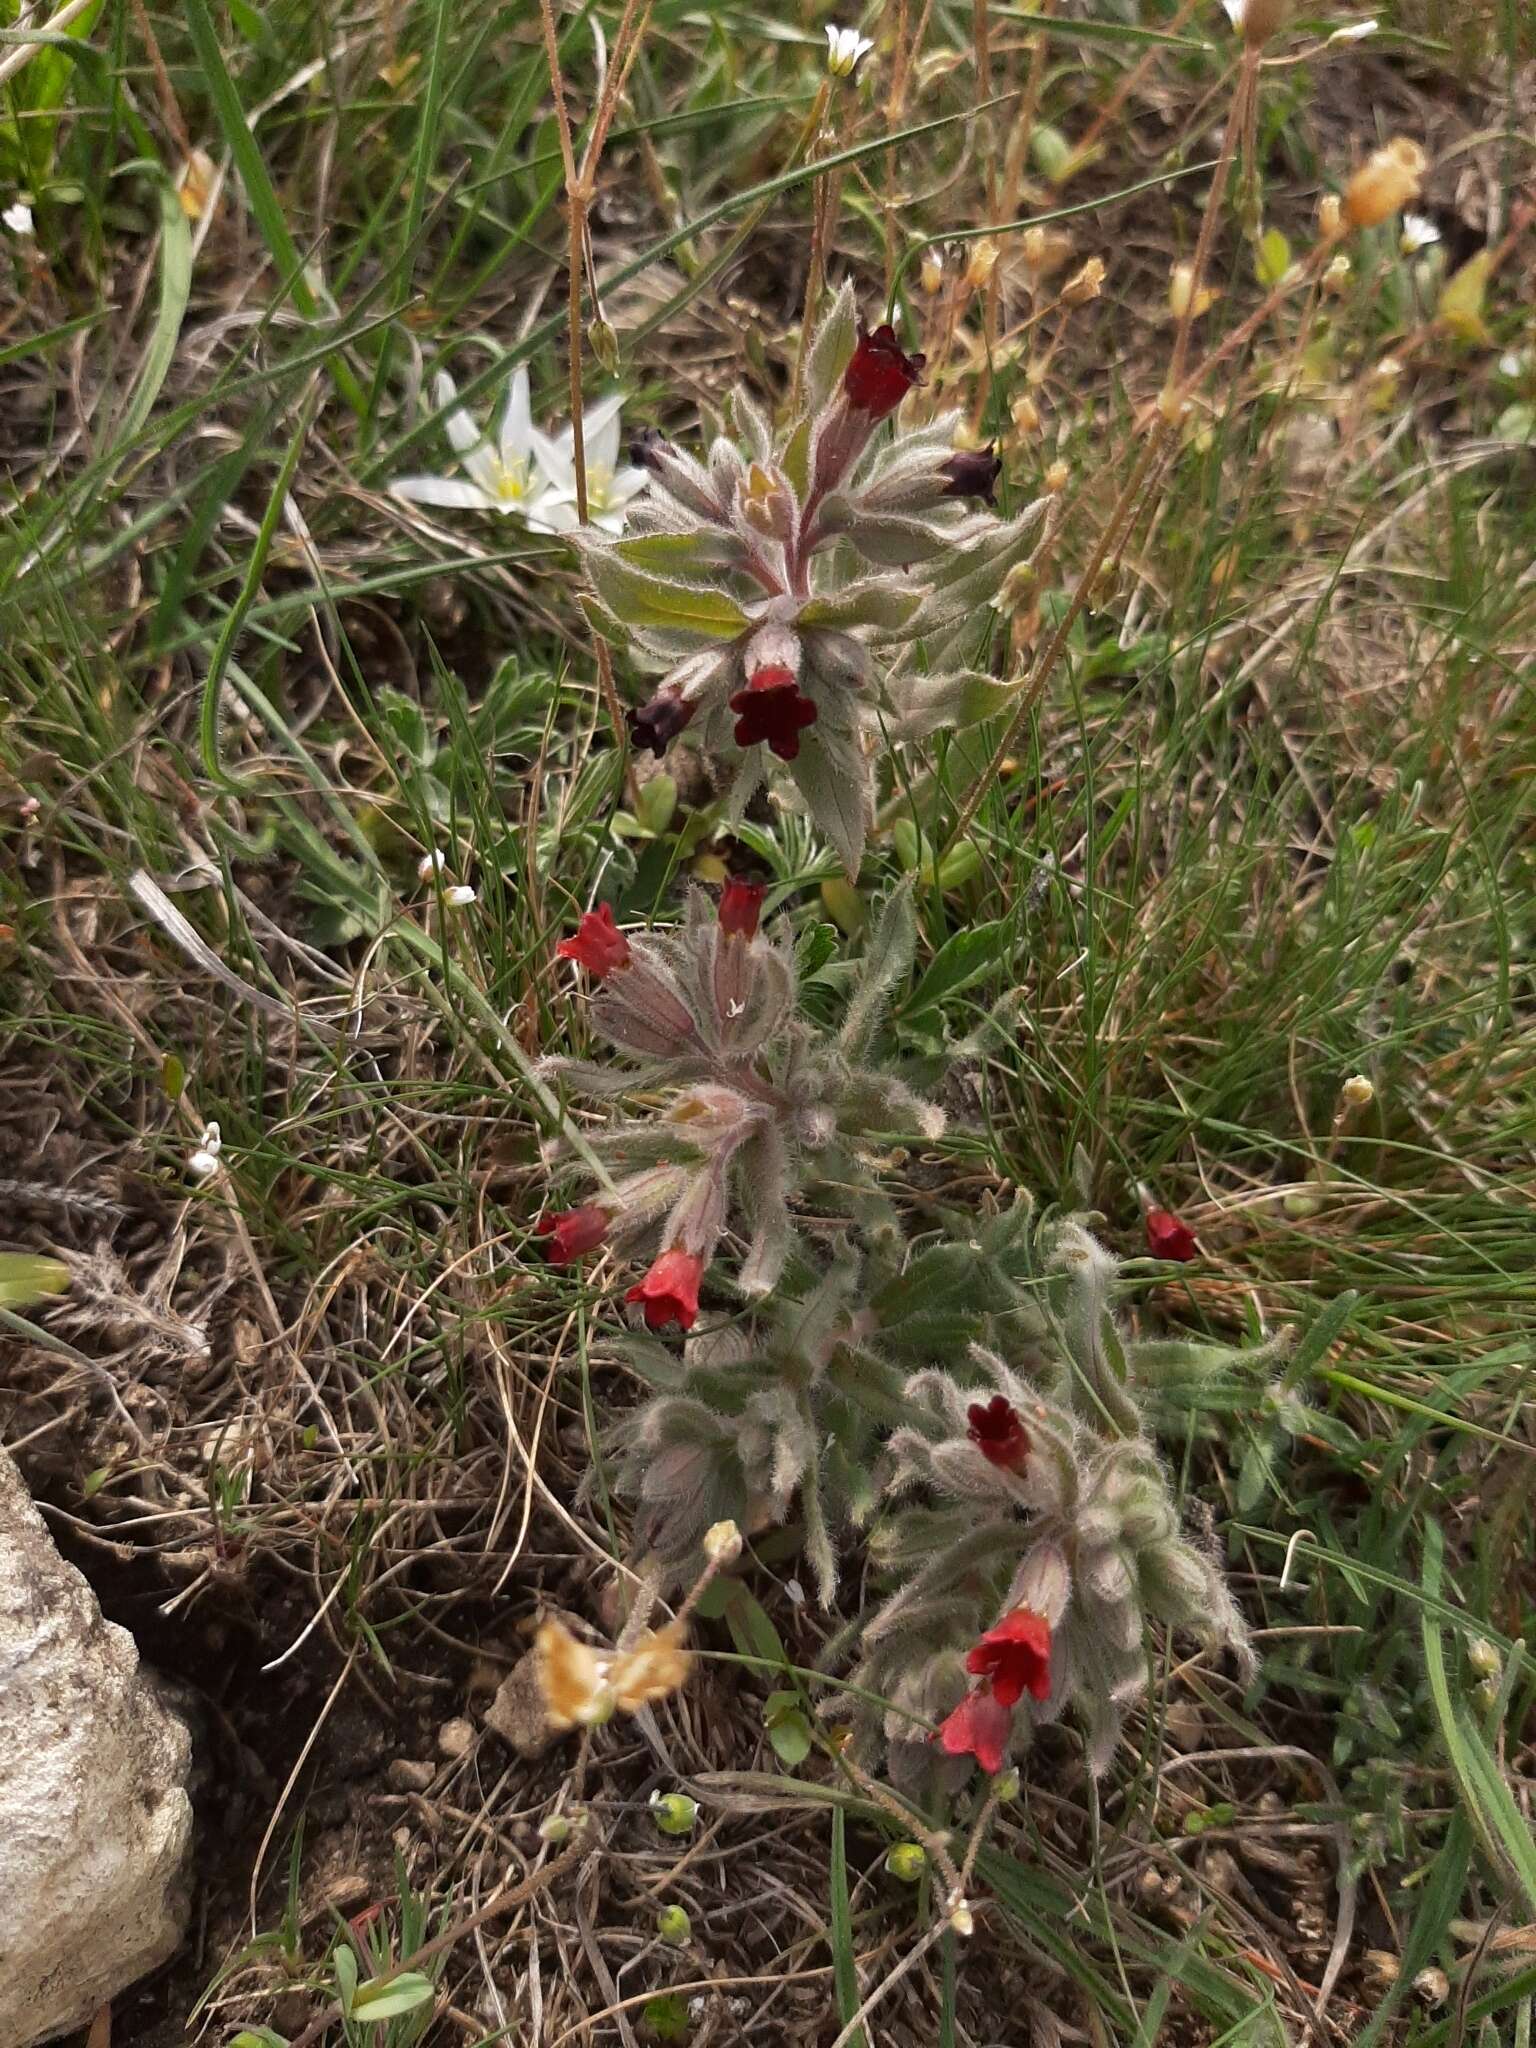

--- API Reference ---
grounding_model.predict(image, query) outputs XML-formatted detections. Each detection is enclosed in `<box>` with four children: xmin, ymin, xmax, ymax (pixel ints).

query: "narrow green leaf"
<box><xmin>830</xmin><ymin>1809</ymin><xmax>866</xmax><ymax>2048</ymax></box>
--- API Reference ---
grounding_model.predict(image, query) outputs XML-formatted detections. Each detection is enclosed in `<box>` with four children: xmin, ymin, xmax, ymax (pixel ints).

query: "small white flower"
<box><xmin>533</xmin><ymin>392</ymin><xmax>649</xmax><ymax>535</ymax></box>
<box><xmin>824</xmin><ymin>23</ymin><xmax>874</xmax><ymax>75</ymax></box>
<box><xmin>3</xmin><ymin>200</ymin><xmax>34</xmax><ymax>237</ymax></box>
<box><xmin>417</xmin><ymin>848</ymin><xmax>447</xmax><ymax>879</ymax></box>
<box><xmin>443</xmin><ymin>883</ymin><xmax>477</xmax><ymax>908</ymax></box>
<box><xmin>187</xmin><ymin>1121</ymin><xmax>223</xmax><ymax>1181</ymax></box>
<box><xmin>1328</xmin><ymin>16</ymin><xmax>1378</xmax><ymax>40</ymax></box>
<box><xmin>1399</xmin><ymin>212</ymin><xmax>1440</xmax><ymax>254</ymax></box>
<box><xmin>1497</xmin><ymin>349</ymin><xmax>1530</xmax><ymax>381</ymax></box>
<box><xmin>391</xmin><ymin>366</ymin><xmax>564</xmax><ymax>527</ymax></box>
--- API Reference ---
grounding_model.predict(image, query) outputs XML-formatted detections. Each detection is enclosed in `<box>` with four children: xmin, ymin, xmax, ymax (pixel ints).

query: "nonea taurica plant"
<box><xmin>539</xmin><ymin>876</ymin><xmax>942</xmax><ymax>1330</ymax></box>
<box><xmin>577</xmin><ymin>279</ymin><xmax>1048</xmax><ymax>873</ymax></box>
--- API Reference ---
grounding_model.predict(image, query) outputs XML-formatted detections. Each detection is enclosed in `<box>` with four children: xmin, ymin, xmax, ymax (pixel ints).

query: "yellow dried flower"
<box><xmin>1061</xmin><ymin>257</ymin><xmax>1105</xmax><ymax>306</ymax></box>
<box><xmin>536</xmin><ymin>1620</ymin><xmax>614</xmax><ymax>1731</ymax></box>
<box><xmin>1343</xmin><ymin>139</ymin><xmax>1426</xmax><ymax>232</ymax></box>
<box><xmin>964</xmin><ymin>237</ymin><xmax>1000</xmax><ymax>290</ymax></box>
<box><xmin>1044</xmin><ymin>459</ymin><xmax>1070</xmax><ymax>493</ymax></box>
<box><xmin>610</xmin><ymin>1623</ymin><xmax>692</xmax><ymax>1712</ymax></box>
<box><xmin>1021</xmin><ymin>226</ymin><xmax>1048</xmax><ymax>271</ymax></box>
<box><xmin>1317</xmin><ymin>193</ymin><xmax>1344</xmax><ymax>242</ymax></box>
<box><xmin>1168</xmin><ymin>263</ymin><xmax>1217</xmax><ymax>321</ymax></box>
<box><xmin>1340</xmin><ymin>1074</ymin><xmax>1375</xmax><ymax>1108</ymax></box>
<box><xmin>176</xmin><ymin>149</ymin><xmax>218</xmax><ymax>223</ymax></box>
<box><xmin>1323</xmin><ymin>252</ymin><xmax>1352</xmax><ymax>295</ymax></box>
<box><xmin>920</xmin><ymin>250</ymin><xmax>944</xmax><ymax>295</ymax></box>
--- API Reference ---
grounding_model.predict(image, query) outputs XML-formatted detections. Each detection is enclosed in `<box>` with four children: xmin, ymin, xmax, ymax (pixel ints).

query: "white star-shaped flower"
<box><xmin>824</xmin><ymin>24</ymin><xmax>874</xmax><ymax>76</ymax></box>
<box><xmin>1328</xmin><ymin>16</ymin><xmax>1378</xmax><ymax>40</ymax></box>
<box><xmin>534</xmin><ymin>392</ymin><xmax>650</xmax><ymax>535</ymax></box>
<box><xmin>1399</xmin><ymin>212</ymin><xmax>1440</xmax><ymax>254</ymax></box>
<box><xmin>3</xmin><ymin>200</ymin><xmax>34</xmax><ymax>237</ymax></box>
<box><xmin>390</xmin><ymin>366</ymin><xmax>563</xmax><ymax>526</ymax></box>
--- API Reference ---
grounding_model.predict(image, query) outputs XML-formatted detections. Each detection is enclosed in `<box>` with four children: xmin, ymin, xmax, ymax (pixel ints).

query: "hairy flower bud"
<box><xmin>703</xmin><ymin>1518</ymin><xmax>743</xmax><ymax>1565</ymax></box>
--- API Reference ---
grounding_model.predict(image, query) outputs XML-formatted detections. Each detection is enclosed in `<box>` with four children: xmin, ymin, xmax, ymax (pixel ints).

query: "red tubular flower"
<box><xmin>729</xmin><ymin>663</ymin><xmax>818</xmax><ymax>762</ymax></box>
<box><xmin>843</xmin><ymin>322</ymin><xmax>926</xmax><ymax>420</ymax></box>
<box><xmin>1145</xmin><ymin>1207</ymin><xmax>1198</xmax><ymax>1263</ymax></box>
<box><xmin>625</xmin><ymin>1248</ymin><xmax>705</xmax><ymax>1331</ymax></box>
<box><xmin>718</xmin><ymin>877</ymin><xmax>767</xmax><ymax>940</ymax></box>
<box><xmin>966</xmin><ymin>1394</ymin><xmax>1031</xmax><ymax>1472</ymax></box>
<box><xmin>936</xmin><ymin>1688</ymin><xmax>1013</xmax><ymax>1775</ymax></box>
<box><xmin>556</xmin><ymin>903</ymin><xmax>631</xmax><ymax>978</ymax></box>
<box><xmin>535</xmin><ymin>1203</ymin><xmax>610</xmax><ymax>1265</ymax></box>
<box><xmin>966</xmin><ymin>1606</ymin><xmax>1052</xmax><ymax>1708</ymax></box>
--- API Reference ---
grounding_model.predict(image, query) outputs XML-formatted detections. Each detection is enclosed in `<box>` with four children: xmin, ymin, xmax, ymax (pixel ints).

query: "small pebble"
<box><xmin>387</xmin><ymin>1758</ymin><xmax>435</xmax><ymax>1792</ymax></box>
<box><xmin>437</xmin><ymin>1717</ymin><xmax>475</xmax><ymax>1759</ymax></box>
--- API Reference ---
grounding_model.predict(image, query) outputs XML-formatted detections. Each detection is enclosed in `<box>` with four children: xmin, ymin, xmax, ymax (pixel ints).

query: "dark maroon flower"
<box><xmin>936</xmin><ymin>1688</ymin><xmax>1012</xmax><ymax>1775</ymax></box>
<box><xmin>625</xmin><ymin>1248</ymin><xmax>704</xmax><ymax>1331</ymax></box>
<box><xmin>941</xmin><ymin>445</ymin><xmax>1003</xmax><ymax>505</ymax></box>
<box><xmin>556</xmin><ymin>903</ymin><xmax>631</xmax><ymax>978</ymax></box>
<box><xmin>1145</xmin><ymin>1208</ymin><xmax>1198</xmax><ymax>1263</ymax></box>
<box><xmin>844</xmin><ymin>323</ymin><xmax>926</xmax><ymax>420</ymax></box>
<box><xmin>628</xmin><ymin>688</ymin><xmax>695</xmax><ymax>757</ymax></box>
<box><xmin>966</xmin><ymin>1394</ymin><xmax>1031</xmax><ymax>1472</ymax></box>
<box><xmin>729</xmin><ymin>663</ymin><xmax>818</xmax><ymax>762</ymax></box>
<box><xmin>719</xmin><ymin>877</ymin><xmax>767</xmax><ymax>940</ymax></box>
<box><xmin>536</xmin><ymin>1203</ymin><xmax>611</xmax><ymax>1264</ymax></box>
<box><xmin>965</xmin><ymin>1607</ymin><xmax>1052</xmax><ymax>1708</ymax></box>
<box><xmin>629</xmin><ymin>425</ymin><xmax>669</xmax><ymax>470</ymax></box>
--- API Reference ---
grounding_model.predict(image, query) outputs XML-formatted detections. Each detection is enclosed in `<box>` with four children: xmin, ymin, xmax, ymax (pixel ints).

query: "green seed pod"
<box><xmin>884</xmin><ymin>1841</ymin><xmax>927</xmax><ymax>1882</ymax></box>
<box><xmin>650</xmin><ymin>1791</ymin><xmax>700</xmax><ymax>1837</ymax></box>
<box><xmin>657</xmin><ymin>1905</ymin><xmax>692</xmax><ymax>1947</ymax></box>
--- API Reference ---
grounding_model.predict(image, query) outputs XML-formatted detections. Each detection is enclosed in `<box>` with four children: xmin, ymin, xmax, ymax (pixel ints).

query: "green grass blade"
<box><xmin>829</xmin><ymin>1807</ymin><xmax>866</xmax><ymax>2048</ymax></box>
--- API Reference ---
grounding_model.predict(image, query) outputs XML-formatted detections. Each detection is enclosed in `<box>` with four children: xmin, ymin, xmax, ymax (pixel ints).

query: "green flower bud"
<box><xmin>650</xmin><ymin>1791</ymin><xmax>700</xmax><ymax>1837</ymax></box>
<box><xmin>657</xmin><ymin>1905</ymin><xmax>692</xmax><ymax>1947</ymax></box>
<box><xmin>538</xmin><ymin>1814</ymin><xmax>573</xmax><ymax>1844</ymax></box>
<box><xmin>884</xmin><ymin>1842</ymin><xmax>927</xmax><ymax>1883</ymax></box>
<box><xmin>1467</xmin><ymin>1637</ymin><xmax>1501</xmax><ymax>1680</ymax></box>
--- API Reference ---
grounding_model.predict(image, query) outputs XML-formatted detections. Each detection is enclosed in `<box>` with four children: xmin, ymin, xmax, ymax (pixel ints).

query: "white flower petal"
<box><xmin>531</xmin><ymin>423</ymin><xmax>577</xmax><ymax>491</ymax></box>
<box><xmin>500</xmin><ymin>364</ymin><xmax>533</xmax><ymax>463</ymax></box>
<box><xmin>581</xmin><ymin>392</ymin><xmax>625</xmax><ymax>473</ymax></box>
<box><xmin>536</xmin><ymin>495</ymin><xmax>582</xmax><ymax>533</ymax></box>
<box><xmin>605</xmin><ymin>465</ymin><xmax>650</xmax><ymax>507</ymax></box>
<box><xmin>390</xmin><ymin>475</ymin><xmax>498</xmax><ymax>510</ymax></box>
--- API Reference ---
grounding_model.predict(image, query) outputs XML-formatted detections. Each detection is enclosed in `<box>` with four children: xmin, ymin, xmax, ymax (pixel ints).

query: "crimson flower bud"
<box><xmin>625</xmin><ymin>1247</ymin><xmax>705</xmax><ymax>1331</ymax></box>
<box><xmin>966</xmin><ymin>1394</ymin><xmax>1030</xmax><ymax>1471</ymax></box>
<box><xmin>941</xmin><ymin>445</ymin><xmax>1003</xmax><ymax>505</ymax></box>
<box><xmin>628</xmin><ymin>688</ymin><xmax>694</xmax><ymax>757</ymax></box>
<box><xmin>718</xmin><ymin>876</ymin><xmax>767</xmax><ymax>940</ymax></box>
<box><xmin>843</xmin><ymin>323</ymin><xmax>926</xmax><ymax>420</ymax></box>
<box><xmin>535</xmin><ymin>1203</ymin><xmax>610</xmax><ymax>1264</ymax></box>
<box><xmin>556</xmin><ymin>903</ymin><xmax>631</xmax><ymax>978</ymax></box>
<box><xmin>729</xmin><ymin>663</ymin><xmax>818</xmax><ymax>762</ymax></box>
<box><xmin>1145</xmin><ymin>1207</ymin><xmax>1198</xmax><ymax>1262</ymax></box>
